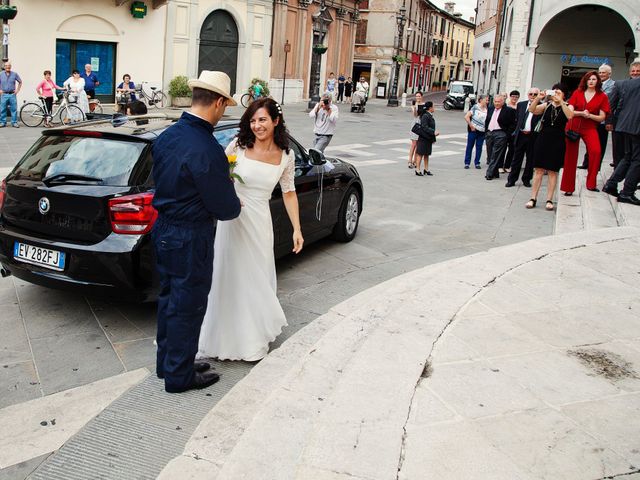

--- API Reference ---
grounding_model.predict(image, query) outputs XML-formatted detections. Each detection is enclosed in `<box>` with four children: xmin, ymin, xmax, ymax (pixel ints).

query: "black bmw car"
<box><xmin>0</xmin><ymin>116</ymin><xmax>363</xmax><ymax>301</ymax></box>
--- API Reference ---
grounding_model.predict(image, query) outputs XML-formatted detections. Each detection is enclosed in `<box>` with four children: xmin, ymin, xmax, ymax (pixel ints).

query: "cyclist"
<box><xmin>251</xmin><ymin>79</ymin><xmax>264</xmax><ymax>100</ymax></box>
<box><xmin>36</xmin><ymin>70</ymin><xmax>63</xmax><ymax>127</ymax></box>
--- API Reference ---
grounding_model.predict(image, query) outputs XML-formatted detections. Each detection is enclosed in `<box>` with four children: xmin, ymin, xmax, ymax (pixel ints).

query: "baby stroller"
<box><xmin>350</xmin><ymin>90</ymin><xmax>366</xmax><ymax>113</ymax></box>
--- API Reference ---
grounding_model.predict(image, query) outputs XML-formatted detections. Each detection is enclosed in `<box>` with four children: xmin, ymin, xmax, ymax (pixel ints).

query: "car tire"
<box><xmin>332</xmin><ymin>186</ymin><xmax>360</xmax><ymax>242</ymax></box>
<box><xmin>443</xmin><ymin>101</ymin><xmax>452</xmax><ymax>110</ymax></box>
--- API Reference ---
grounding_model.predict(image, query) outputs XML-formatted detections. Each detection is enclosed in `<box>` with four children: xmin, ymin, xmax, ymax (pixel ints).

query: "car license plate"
<box><xmin>13</xmin><ymin>242</ymin><xmax>66</xmax><ymax>271</ymax></box>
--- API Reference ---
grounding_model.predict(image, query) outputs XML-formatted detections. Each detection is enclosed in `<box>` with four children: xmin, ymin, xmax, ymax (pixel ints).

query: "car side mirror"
<box><xmin>308</xmin><ymin>149</ymin><xmax>327</xmax><ymax>166</ymax></box>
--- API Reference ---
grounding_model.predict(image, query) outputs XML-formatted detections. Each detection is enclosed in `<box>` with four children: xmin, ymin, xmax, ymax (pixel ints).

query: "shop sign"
<box><xmin>91</xmin><ymin>57</ymin><xmax>100</xmax><ymax>72</ymax></box>
<box><xmin>131</xmin><ymin>1</ymin><xmax>148</xmax><ymax>19</ymax></box>
<box><xmin>560</xmin><ymin>54</ymin><xmax>610</xmax><ymax>66</ymax></box>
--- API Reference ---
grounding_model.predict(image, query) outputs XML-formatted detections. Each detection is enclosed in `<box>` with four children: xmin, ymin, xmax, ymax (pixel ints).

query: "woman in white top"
<box><xmin>198</xmin><ymin>97</ymin><xmax>304</xmax><ymax>361</ymax></box>
<box><xmin>408</xmin><ymin>91</ymin><xmax>425</xmax><ymax>168</ymax></box>
<box><xmin>63</xmin><ymin>69</ymin><xmax>89</xmax><ymax>119</ymax></box>
<box><xmin>463</xmin><ymin>94</ymin><xmax>488</xmax><ymax>169</ymax></box>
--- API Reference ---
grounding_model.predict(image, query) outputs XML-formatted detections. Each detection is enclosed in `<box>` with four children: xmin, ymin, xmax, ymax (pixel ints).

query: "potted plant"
<box><xmin>249</xmin><ymin>77</ymin><xmax>270</xmax><ymax>97</ymax></box>
<box><xmin>0</xmin><ymin>5</ymin><xmax>17</xmax><ymax>20</ymax></box>
<box><xmin>168</xmin><ymin>75</ymin><xmax>192</xmax><ymax>107</ymax></box>
<box><xmin>312</xmin><ymin>44</ymin><xmax>328</xmax><ymax>55</ymax></box>
<box><xmin>392</xmin><ymin>55</ymin><xmax>408</xmax><ymax>64</ymax></box>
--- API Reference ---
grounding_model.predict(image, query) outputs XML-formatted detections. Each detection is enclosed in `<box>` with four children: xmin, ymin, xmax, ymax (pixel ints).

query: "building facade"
<box><xmin>269</xmin><ymin>0</ymin><xmax>359</xmax><ymax>103</ymax></box>
<box><xmin>471</xmin><ymin>0</ymin><xmax>502</xmax><ymax>94</ymax></box>
<box><xmin>9</xmin><ymin>0</ymin><xmax>168</xmax><ymax>103</ymax></box>
<box><xmin>474</xmin><ymin>0</ymin><xmax>640</xmax><ymax>95</ymax></box>
<box><xmin>354</xmin><ymin>0</ymin><xmax>474</xmax><ymax>99</ymax></box>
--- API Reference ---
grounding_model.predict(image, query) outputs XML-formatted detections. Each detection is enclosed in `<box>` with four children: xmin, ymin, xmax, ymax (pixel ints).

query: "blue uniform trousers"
<box><xmin>153</xmin><ymin>217</ymin><xmax>215</xmax><ymax>392</ymax></box>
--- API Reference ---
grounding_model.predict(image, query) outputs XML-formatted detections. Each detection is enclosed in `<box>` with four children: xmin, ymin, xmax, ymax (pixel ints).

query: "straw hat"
<box><xmin>188</xmin><ymin>71</ymin><xmax>237</xmax><ymax>106</ymax></box>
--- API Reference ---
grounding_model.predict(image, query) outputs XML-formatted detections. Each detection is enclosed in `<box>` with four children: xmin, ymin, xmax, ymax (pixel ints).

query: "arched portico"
<box><xmin>531</xmin><ymin>3</ymin><xmax>638</xmax><ymax>88</ymax></box>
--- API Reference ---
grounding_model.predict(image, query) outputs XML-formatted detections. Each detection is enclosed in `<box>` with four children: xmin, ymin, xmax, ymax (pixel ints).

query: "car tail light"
<box><xmin>0</xmin><ymin>179</ymin><xmax>6</xmax><ymax>213</ymax></box>
<box><xmin>109</xmin><ymin>192</ymin><xmax>157</xmax><ymax>234</ymax></box>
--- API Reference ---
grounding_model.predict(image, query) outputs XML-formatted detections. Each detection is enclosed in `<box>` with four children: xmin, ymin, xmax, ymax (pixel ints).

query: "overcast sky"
<box><xmin>431</xmin><ymin>0</ymin><xmax>477</xmax><ymax>23</ymax></box>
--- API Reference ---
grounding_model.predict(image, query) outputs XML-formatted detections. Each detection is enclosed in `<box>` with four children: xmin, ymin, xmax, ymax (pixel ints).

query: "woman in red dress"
<box><xmin>561</xmin><ymin>71</ymin><xmax>611</xmax><ymax>194</ymax></box>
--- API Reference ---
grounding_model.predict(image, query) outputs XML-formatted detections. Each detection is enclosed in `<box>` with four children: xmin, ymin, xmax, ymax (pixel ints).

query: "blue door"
<box><xmin>56</xmin><ymin>40</ymin><xmax>117</xmax><ymax>103</ymax></box>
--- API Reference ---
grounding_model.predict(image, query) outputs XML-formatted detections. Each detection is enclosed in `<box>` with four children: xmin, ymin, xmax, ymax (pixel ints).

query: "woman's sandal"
<box><xmin>525</xmin><ymin>198</ymin><xmax>537</xmax><ymax>209</ymax></box>
<box><xmin>545</xmin><ymin>200</ymin><xmax>554</xmax><ymax>211</ymax></box>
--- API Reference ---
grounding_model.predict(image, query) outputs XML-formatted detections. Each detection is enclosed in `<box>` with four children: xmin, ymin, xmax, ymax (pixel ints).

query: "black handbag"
<box><xmin>565</xmin><ymin>129</ymin><xmax>580</xmax><ymax>141</ymax></box>
<box><xmin>412</xmin><ymin>122</ymin><xmax>436</xmax><ymax>142</ymax></box>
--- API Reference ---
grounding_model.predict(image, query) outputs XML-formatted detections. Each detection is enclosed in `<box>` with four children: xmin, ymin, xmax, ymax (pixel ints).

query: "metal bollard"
<box><xmin>401</xmin><ymin>93</ymin><xmax>407</xmax><ymax>108</ymax></box>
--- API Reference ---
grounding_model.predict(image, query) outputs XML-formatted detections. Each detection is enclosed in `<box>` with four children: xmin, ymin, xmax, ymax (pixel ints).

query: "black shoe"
<box><xmin>194</xmin><ymin>361</ymin><xmax>211</xmax><ymax>373</ymax></box>
<box><xmin>563</xmin><ymin>192</ymin><xmax>573</xmax><ymax>196</ymax></box>
<box><xmin>158</xmin><ymin>361</ymin><xmax>211</xmax><ymax>379</ymax></box>
<box><xmin>587</xmin><ymin>187</ymin><xmax>600</xmax><ymax>192</ymax></box>
<box><xmin>425</xmin><ymin>171</ymin><xmax>433</xmax><ymax>176</ymax></box>
<box><xmin>485</xmin><ymin>175</ymin><xmax>493</xmax><ymax>181</ymax></box>
<box><xmin>505</xmin><ymin>182</ymin><xmax>515</xmax><ymax>188</ymax></box>
<box><xmin>415</xmin><ymin>171</ymin><xmax>423</xmax><ymax>176</ymax></box>
<box><xmin>475</xmin><ymin>164</ymin><xmax>481</xmax><ymax>169</ymax></box>
<box><xmin>609</xmin><ymin>163</ymin><xmax>615</xmax><ymax>167</ymax></box>
<box><xmin>618</xmin><ymin>194</ymin><xmax>640</xmax><ymax>206</ymax></box>
<box><xmin>577</xmin><ymin>165</ymin><xmax>588</xmax><ymax>170</ymax></box>
<box><xmin>165</xmin><ymin>371</ymin><xmax>221</xmax><ymax>393</ymax></box>
<box><xmin>464</xmin><ymin>165</ymin><xmax>470</xmax><ymax>169</ymax></box>
<box><xmin>602</xmin><ymin>184</ymin><xmax>619</xmax><ymax>197</ymax></box>
<box><xmin>523</xmin><ymin>181</ymin><xmax>532</xmax><ymax>188</ymax></box>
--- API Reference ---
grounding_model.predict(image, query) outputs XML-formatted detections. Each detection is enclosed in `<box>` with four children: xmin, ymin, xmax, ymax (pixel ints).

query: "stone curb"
<box><xmin>160</xmin><ymin>226</ymin><xmax>640</xmax><ymax>479</ymax></box>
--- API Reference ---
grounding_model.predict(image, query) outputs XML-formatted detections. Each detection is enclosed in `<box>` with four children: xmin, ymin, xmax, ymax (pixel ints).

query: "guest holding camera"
<box><xmin>309</xmin><ymin>93</ymin><xmax>339</xmax><ymax>153</ymax></box>
<box><xmin>525</xmin><ymin>84</ymin><xmax>574</xmax><ymax>211</ymax></box>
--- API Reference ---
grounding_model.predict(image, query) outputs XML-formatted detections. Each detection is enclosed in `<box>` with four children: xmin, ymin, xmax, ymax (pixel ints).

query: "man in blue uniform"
<box><xmin>81</xmin><ymin>64</ymin><xmax>100</xmax><ymax>99</ymax></box>
<box><xmin>152</xmin><ymin>71</ymin><xmax>241</xmax><ymax>393</ymax></box>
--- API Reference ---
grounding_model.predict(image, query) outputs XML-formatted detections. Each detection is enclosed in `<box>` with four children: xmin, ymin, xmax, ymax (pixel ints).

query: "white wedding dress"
<box><xmin>198</xmin><ymin>139</ymin><xmax>296</xmax><ymax>361</ymax></box>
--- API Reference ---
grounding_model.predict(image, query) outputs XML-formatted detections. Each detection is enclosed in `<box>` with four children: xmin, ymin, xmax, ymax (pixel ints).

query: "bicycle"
<box><xmin>20</xmin><ymin>90</ymin><xmax>85</xmax><ymax>127</ymax></box>
<box><xmin>136</xmin><ymin>82</ymin><xmax>167</xmax><ymax>108</ymax></box>
<box><xmin>88</xmin><ymin>98</ymin><xmax>103</xmax><ymax>114</ymax></box>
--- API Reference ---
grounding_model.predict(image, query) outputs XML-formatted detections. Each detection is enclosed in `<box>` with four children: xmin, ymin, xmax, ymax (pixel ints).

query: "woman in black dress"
<box><xmin>344</xmin><ymin>77</ymin><xmax>353</xmax><ymax>103</ymax></box>
<box><xmin>415</xmin><ymin>101</ymin><xmax>439</xmax><ymax>176</ymax></box>
<box><xmin>526</xmin><ymin>83</ymin><xmax>574</xmax><ymax>210</ymax></box>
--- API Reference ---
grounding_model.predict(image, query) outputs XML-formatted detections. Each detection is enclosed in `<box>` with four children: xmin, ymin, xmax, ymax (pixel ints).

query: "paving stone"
<box><xmin>113</xmin><ymin>338</ymin><xmax>156</xmax><ymax>371</ymax></box>
<box><xmin>0</xmin><ymin>305</ymin><xmax>32</xmax><ymax>366</ymax></box>
<box><xmin>0</xmin><ymin>453</ymin><xmax>50</xmax><ymax>480</ymax></box>
<box><xmin>491</xmin><ymin>349</ymin><xmax>621</xmax><ymax>407</ymax></box>
<box><xmin>399</xmin><ymin>420</ymin><xmax>533</xmax><ymax>480</ymax></box>
<box><xmin>430</xmin><ymin>332</ymin><xmax>481</xmax><ymax>364</ymax></box>
<box><xmin>475</xmin><ymin>408</ymin><xmax>630</xmax><ymax>480</ymax></box>
<box><xmin>30</xmin><ymin>332</ymin><xmax>124</xmax><ymax>395</ymax></box>
<box><xmin>406</xmin><ymin>383</ymin><xmax>459</xmax><ymax>425</ymax></box>
<box><xmin>428</xmin><ymin>359</ymin><xmax>545</xmax><ymax>419</ymax></box>
<box><xmin>89</xmin><ymin>302</ymin><xmax>149</xmax><ymax>344</ymax></box>
<box><xmin>451</xmin><ymin>313</ymin><xmax>548</xmax><ymax>359</ymax></box>
<box><xmin>0</xmin><ymin>361</ymin><xmax>40</xmax><ymax>409</ymax></box>
<box><xmin>0</xmin><ymin>279</ymin><xmax>18</xmax><ymax>306</ymax></box>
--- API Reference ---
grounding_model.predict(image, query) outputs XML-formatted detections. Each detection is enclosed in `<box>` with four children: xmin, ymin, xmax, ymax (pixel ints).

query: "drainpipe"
<box><xmin>525</xmin><ymin>0</ymin><xmax>535</xmax><ymax>46</ymax></box>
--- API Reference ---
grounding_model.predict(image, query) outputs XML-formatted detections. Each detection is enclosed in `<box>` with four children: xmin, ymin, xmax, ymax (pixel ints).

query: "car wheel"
<box><xmin>443</xmin><ymin>101</ymin><xmax>452</xmax><ymax>110</ymax></box>
<box><xmin>332</xmin><ymin>187</ymin><xmax>360</xmax><ymax>242</ymax></box>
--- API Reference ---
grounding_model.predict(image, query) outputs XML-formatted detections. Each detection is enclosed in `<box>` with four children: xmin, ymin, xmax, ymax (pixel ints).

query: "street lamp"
<box><xmin>387</xmin><ymin>2</ymin><xmax>407</xmax><ymax>107</ymax></box>
<box><xmin>308</xmin><ymin>0</ymin><xmax>331</xmax><ymax>110</ymax></box>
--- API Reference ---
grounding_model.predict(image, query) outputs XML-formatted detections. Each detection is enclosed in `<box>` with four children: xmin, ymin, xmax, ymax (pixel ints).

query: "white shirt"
<box><xmin>309</xmin><ymin>103</ymin><xmax>339</xmax><ymax>135</ymax></box>
<box><xmin>523</xmin><ymin>102</ymin><xmax>533</xmax><ymax>132</ymax></box>
<box><xmin>356</xmin><ymin>81</ymin><xmax>369</xmax><ymax>94</ymax></box>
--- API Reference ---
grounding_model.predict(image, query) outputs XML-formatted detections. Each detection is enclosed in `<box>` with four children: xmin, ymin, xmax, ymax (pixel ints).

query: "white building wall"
<box><xmin>495</xmin><ymin>0</ymin><xmax>640</xmax><ymax>93</ymax></box>
<box><xmin>8</xmin><ymin>0</ymin><xmax>167</xmax><ymax>103</ymax></box>
<box><xmin>471</xmin><ymin>28</ymin><xmax>495</xmax><ymax>94</ymax></box>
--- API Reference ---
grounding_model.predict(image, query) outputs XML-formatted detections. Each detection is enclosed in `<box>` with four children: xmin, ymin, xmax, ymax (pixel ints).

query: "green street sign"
<box><xmin>131</xmin><ymin>1</ymin><xmax>147</xmax><ymax>19</ymax></box>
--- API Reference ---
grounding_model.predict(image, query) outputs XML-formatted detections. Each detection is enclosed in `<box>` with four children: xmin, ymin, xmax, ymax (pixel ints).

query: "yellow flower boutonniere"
<box><xmin>227</xmin><ymin>153</ymin><xmax>245</xmax><ymax>184</ymax></box>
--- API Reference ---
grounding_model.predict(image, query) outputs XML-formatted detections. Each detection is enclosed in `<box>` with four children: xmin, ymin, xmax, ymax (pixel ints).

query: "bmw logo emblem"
<box><xmin>38</xmin><ymin>197</ymin><xmax>50</xmax><ymax>215</ymax></box>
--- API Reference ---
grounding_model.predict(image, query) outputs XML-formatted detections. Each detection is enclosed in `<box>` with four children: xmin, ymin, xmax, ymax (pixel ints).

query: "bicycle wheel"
<box><xmin>20</xmin><ymin>103</ymin><xmax>45</xmax><ymax>127</ymax></box>
<box><xmin>240</xmin><ymin>93</ymin><xmax>252</xmax><ymax>108</ymax></box>
<box><xmin>151</xmin><ymin>91</ymin><xmax>167</xmax><ymax>108</ymax></box>
<box><xmin>58</xmin><ymin>105</ymin><xmax>85</xmax><ymax>125</ymax></box>
<box><xmin>91</xmin><ymin>102</ymin><xmax>103</xmax><ymax>114</ymax></box>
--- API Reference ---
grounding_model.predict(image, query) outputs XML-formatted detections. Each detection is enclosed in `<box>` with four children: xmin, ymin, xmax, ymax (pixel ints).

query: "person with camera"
<box><xmin>505</xmin><ymin>87</ymin><xmax>541</xmax><ymax>188</ymax></box>
<box><xmin>408</xmin><ymin>91</ymin><xmax>426</xmax><ymax>169</ymax></box>
<box><xmin>414</xmin><ymin>101</ymin><xmax>439</xmax><ymax>176</ymax></box>
<box><xmin>309</xmin><ymin>93</ymin><xmax>339</xmax><ymax>153</ymax></box>
<box><xmin>524</xmin><ymin>84</ymin><xmax>574</xmax><ymax>211</ymax></box>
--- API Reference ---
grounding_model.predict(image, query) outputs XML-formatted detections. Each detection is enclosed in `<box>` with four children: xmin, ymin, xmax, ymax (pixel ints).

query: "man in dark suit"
<box><xmin>152</xmin><ymin>71</ymin><xmax>242</xmax><ymax>393</ymax></box>
<box><xmin>485</xmin><ymin>94</ymin><xmax>517</xmax><ymax>180</ymax></box>
<box><xmin>506</xmin><ymin>88</ymin><xmax>541</xmax><ymax>188</ymax></box>
<box><xmin>602</xmin><ymin>75</ymin><xmax>640</xmax><ymax>205</ymax></box>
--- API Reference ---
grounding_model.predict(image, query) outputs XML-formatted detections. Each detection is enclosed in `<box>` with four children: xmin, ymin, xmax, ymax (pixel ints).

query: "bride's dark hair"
<box><xmin>236</xmin><ymin>98</ymin><xmax>290</xmax><ymax>153</ymax></box>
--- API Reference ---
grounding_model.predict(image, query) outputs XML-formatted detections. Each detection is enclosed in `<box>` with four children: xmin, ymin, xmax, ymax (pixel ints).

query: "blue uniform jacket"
<box><xmin>152</xmin><ymin>112</ymin><xmax>241</xmax><ymax>224</ymax></box>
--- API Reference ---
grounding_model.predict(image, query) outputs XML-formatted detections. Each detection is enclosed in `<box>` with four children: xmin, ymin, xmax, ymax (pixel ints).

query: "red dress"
<box><xmin>561</xmin><ymin>90</ymin><xmax>611</xmax><ymax>192</ymax></box>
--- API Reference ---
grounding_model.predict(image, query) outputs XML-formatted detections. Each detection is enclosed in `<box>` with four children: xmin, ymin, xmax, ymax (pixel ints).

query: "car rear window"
<box><xmin>13</xmin><ymin>135</ymin><xmax>146</xmax><ymax>186</ymax></box>
<box><xmin>214</xmin><ymin>127</ymin><xmax>239</xmax><ymax>149</ymax></box>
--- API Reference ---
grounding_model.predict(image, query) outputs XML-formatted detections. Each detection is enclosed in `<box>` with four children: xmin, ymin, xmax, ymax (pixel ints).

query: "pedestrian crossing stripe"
<box><xmin>348</xmin><ymin>159</ymin><xmax>397</xmax><ymax>166</ymax></box>
<box><xmin>373</xmin><ymin>139</ymin><xmax>410</xmax><ymax>145</ymax></box>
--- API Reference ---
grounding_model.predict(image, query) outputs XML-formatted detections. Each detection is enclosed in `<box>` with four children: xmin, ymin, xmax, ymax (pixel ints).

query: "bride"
<box><xmin>198</xmin><ymin>97</ymin><xmax>304</xmax><ymax>361</ymax></box>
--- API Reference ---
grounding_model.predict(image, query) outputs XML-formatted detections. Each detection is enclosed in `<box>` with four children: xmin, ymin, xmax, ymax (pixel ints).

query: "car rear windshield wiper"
<box><xmin>42</xmin><ymin>173</ymin><xmax>104</xmax><ymax>186</ymax></box>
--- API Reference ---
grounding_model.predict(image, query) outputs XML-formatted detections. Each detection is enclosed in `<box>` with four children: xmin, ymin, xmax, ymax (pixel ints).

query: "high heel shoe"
<box><xmin>415</xmin><ymin>171</ymin><xmax>423</xmax><ymax>176</ymax></box>
<box><xmin>425</xmin><ymin>171</ymin><xmax>433</xmax><ymax>176</ymax></box>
